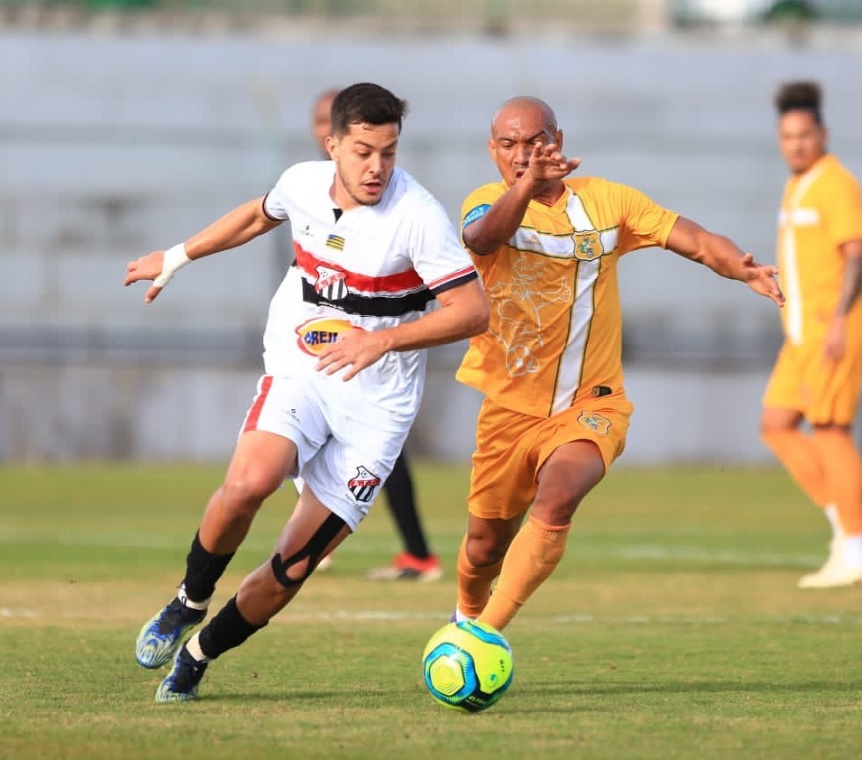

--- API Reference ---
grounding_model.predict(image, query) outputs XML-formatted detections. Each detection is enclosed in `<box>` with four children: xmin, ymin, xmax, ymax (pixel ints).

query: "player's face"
<box><xmin>778</xmin><ymin>110</ymin><xmax>826</xmax><ymax>175</ymax></box>
<box><xmin>329</xmin><ymin>122</ymin><xmax>399</xmax><ymax>209</ymax></box>
<box><xmin>489</xmin><ymin>105</ymin><xmax>561</xmax><ymax>187</ymax></box>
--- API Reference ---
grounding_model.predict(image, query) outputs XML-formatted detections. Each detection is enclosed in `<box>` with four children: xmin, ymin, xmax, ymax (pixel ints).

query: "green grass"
<box><xmin>1</xmin><ymin>463</ymin><xmax>861</xmax><ymax>759</ymax></box>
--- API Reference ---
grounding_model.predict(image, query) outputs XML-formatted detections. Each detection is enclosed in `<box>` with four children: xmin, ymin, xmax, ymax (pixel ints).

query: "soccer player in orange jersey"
<box><xmin>452</xmin><ymin>96</ymin><xmax>785</xmax><ymax>631</ymax></box>
<box><xmin>760</xmin><ymin>81</ymin><xmax>862</xmax><ymax>588</ymax></box>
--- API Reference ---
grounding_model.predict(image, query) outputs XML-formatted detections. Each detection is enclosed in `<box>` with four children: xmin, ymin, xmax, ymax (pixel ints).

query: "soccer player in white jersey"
<box><xmin>123</xmin><ymin>82</ymin><xmax>489</xmax><ymax>702</ymax></box>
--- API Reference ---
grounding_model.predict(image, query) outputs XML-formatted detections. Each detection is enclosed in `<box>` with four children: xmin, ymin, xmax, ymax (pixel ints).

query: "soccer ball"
<box><xmin>422</xmin><ymin>620</ymin><xmax>514</xmax><ymax>712</ymax></box>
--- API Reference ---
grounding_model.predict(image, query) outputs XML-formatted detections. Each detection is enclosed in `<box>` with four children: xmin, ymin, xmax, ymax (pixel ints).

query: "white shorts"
<box><xmin>240</xmin><ymin>374</ymin><xmax>412</xmax><ymax>531</ymax></box>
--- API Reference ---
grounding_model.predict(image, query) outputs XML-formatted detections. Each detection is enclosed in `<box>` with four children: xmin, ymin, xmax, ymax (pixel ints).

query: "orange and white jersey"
<box><xmin>777</xmin><ymin>153</ymin><xmax>862</xmax><ymax>346</ymax></box>
<box><xmin>457</xmin><ymin>177</ymin><xmax>678</xmax><ymax>419</ymax></box>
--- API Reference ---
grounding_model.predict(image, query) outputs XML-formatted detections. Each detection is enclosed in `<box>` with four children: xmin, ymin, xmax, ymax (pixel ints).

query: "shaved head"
<box><xmin>491</xmin><ymin>96</ymin><xmax>557</xmax><ymax>136</ymax></box>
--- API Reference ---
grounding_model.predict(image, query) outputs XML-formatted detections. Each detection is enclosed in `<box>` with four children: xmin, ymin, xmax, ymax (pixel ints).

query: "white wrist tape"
<box><xmin>153</xmin><ymin>243</ymin><xmax>192</xmax><ymax>288</ymax></box>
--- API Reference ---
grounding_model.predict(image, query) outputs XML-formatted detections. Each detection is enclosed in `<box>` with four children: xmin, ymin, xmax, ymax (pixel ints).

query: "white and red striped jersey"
<box><xmin>261</xmin><ymin>160</ymin><xmax>478</xmax><ymax>418</ymax></box>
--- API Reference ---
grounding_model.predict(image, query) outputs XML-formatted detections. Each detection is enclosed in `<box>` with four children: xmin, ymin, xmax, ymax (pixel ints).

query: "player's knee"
<box><xmin>532</xmin><ymin>488</ymin><xmax>580</xmax><ymax>525</ymax></box>
<box><xmin>466</xmin><ymin>534</ymin><xmax>508</xmax><ymax>567</ymax></box>
<box><xmin>221</xmin><ymin>472</ymin><xmax>281</xmax><ymax>515</ymax></box>
<box><xmin>270</xmin><ymin>512</ymin><xmax>348</xmax><ymax>589</ymax></box>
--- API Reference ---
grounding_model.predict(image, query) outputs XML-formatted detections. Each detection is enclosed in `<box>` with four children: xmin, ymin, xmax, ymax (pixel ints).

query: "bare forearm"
<box><xmin>835</xmin><ymin>248</ymin><xmax>862</xmax><ymax>316</ymax></box>
<box><xmin>184</xmin><ymin>198</ymin><xmax>280</xmax><ymax>260</ymax></box>
<box><xmin>380</xmin><ymin>282</ymin><xmax>489</xmax><ymax>351</ymax></box>
<box><xmin>669</xmin><ymin>219</ymin><xmax>750</xmax><ymax>281</ymax></box>
<box><xmin>699</xmin><ymin>233</ymin><xmax>752</xmax><ymax>280</ymax></box>
<box><xmin>464</xmin><ymin>179</ymin><xmax>534</xmax><ymax>255</ymax></box>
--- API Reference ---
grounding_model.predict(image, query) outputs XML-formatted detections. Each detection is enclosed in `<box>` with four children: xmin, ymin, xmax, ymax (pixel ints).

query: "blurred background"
<box><xmin>1</xmin><ymin>0</ymin><xmax>860</xmax><ymax>465</ymax></box>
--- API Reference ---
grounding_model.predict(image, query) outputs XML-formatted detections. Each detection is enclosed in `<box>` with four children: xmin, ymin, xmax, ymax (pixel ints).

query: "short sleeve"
<box><xmin>409</xmin><ymin>197</ymin><xmax>478</xmax><ymax>295</ymax></box>
<box><xmin>460</xmin><ymin>183</ymin><xmax>506</xmax><ymax>249</ymax></box>
<box><xmin>825</xmin><ymin>171</ymin><xmax>862</xmax><ymax>247</ymax></box>
<box><xmin>262</xmin><ymin>169</ymin><xmax>291</xmax><ymax>222</ymax></box>
<box><xmin>611</xmin><ymin>182</ymin><xmax>680</xmax><ymax>254</ymax></box>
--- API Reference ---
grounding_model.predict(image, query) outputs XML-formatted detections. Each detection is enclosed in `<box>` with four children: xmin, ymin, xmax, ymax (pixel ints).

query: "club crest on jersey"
<box><xmin>572</xmin><ymin>231</ymin><xmax>604</xmax><ymax>261</ymax></box>
<box><xmin>295</xmin><ymin>318</ymin><xmax>360</xmax><ymax>357</ymax></box>
<box><xmin>577</xmin><ymin>410</ymin><xmax>611</xmax><ymax>435</ymax></box>
<box><xmin>347</xmin><ymin>466</ymin><xmax>381</xmax><ymax>503</ymax></box>
<box><xmin>314</xmin><ymin>265</ymin><xmax>349</xmax><ymax>301</ymax></box>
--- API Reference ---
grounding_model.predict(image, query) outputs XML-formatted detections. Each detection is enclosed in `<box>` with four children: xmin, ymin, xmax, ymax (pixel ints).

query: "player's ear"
<box><xmin>324</xmin><ymin>134</ymin><xmax>337</xmax><ymax>159</ymax></box>
<box><xmin>555</xmin><ymin>128</ymin><xmax>564</xmax><ymax>151</ymax></box>
<box><xmin>487</xmin><ymin>136</ymin><xmax>496</xmax><ymax>160</ymax></box>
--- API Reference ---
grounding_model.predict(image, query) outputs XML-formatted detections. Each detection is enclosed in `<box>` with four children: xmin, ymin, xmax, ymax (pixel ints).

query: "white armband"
<box><xmin>153</xmin><ymin>243</ymin><xmax>192</xmax><ymax>288</ymax></box>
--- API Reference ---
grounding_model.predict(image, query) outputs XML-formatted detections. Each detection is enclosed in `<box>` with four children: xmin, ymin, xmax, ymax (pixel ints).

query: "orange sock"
<box><xmin>456</xmin><ymin>534</ymin><xmax>503</xmax><ymax>619</ymax></box>
<box><xmin>761</xmin><ymin>428</ymin><xmax>828</xmax><ymax>507</ymax></box>
<box><xmin>478</xmin><ymin>516</ymin><xmax>570</xmax><ymax>632</ymax></box>
<box><xmin>810</xmin><ymin>430</ymin><xmax>862</xmax><ymax>535</ymax></box>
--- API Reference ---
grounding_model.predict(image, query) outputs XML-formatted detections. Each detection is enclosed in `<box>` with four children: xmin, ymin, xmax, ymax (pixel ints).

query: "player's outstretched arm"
<box><xmin>123</xmin><ymin>197</ymin><xmax>282</xmax><ymax>304</ymax></box>
<box><xmin>665</xmin><ymin>216</ymin><xmax>785</xmax><ymax>307</ymax></box>
<box><xmin>464</xmin><ymin>143</ymin><xmax>580</xmax><ymax>256</ymax></box>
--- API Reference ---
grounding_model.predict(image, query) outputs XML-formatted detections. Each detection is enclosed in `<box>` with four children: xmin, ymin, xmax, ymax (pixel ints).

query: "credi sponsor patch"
<box><xmin>295</xmin><ymin>318</ymin><xmax>363</xmax><ymax>356</ymax></box>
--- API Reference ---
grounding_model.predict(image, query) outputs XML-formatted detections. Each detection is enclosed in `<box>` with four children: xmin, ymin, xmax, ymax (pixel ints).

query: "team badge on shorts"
<box><xmin>577</xmin><ymin>410</ymin><xmax>611</xmax><ymax>435</ymax></box>
<box><xmin>347</xmin><ymin>466</ymin><xmax>382</xmax><ymax>503</ymax></box>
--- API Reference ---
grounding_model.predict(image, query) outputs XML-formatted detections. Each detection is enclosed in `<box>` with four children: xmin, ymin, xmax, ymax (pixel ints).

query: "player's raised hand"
<box><xmin>739</xmin><ymin>253</ymin><xmax>785</xmax><ymax>307</ymax></box>
<box><xmin>528</xmin><ymin>142</ymin><xmax>581</xmax><ymax>182</ymax></box>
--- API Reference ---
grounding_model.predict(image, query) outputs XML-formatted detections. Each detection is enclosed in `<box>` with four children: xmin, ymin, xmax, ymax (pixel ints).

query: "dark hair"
<box><xmin>775</xmin><ymin>81</ymin><xmax>823</xmax><ymax>124</ymax></box>
<box><xmin>330</xmin><ymin>83</ymin><xmax>409</xmax><ymax>136</ymax></box>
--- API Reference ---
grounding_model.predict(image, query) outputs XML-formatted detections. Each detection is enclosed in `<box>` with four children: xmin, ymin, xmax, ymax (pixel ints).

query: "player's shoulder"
<box><xmin>388</xmin><ymin>168</ymin><xmax>446</xmax><ymax>213</ymax></box>
<box><xmin>566</xmin><ymin>175</ymin><xmax>628</xmax><ymax>195</ymax></box>
<box><xmin>822</xmin><ymin>154</ymin><xmax>861</xmax><ymax>190</ymax></box>
<box><xmin>463</xmin><ymin>180</ymin><xmax>507</xmax><ymax>206</ymax></box>
<box><xmin>276</xmin><ymin>160</ymin><xmax>333</xmax><ymax>189</ymax></box>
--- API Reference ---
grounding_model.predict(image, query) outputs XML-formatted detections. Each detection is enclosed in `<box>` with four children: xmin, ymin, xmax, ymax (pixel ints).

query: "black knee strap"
<box><xmin>270</xmin><ymin>512</ymin><xmax>347</xmax><ymax>588</ymax></box>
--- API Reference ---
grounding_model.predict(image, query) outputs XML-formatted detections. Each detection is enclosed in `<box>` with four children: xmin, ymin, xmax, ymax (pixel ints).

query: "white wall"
<box><xmin>2</xmin><ymin>26</ymin><xmax>861</xmax><ymax>462</ymax></box>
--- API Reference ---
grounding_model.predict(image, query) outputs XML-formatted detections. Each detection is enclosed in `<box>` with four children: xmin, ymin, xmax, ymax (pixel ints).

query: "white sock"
<box><xmin>177</xmin><ymin>583</ymin><xmax>211</xmax><ymax>611</ymax></box>
<box><xmin>842</xmin><ymin>535</ymin><xmax>862</xmax><ymax>569</ymax></box>
<box><xmin>453</xmin><ymin>606</ymin><xmax>475</xmax><ymax>623</ymax></box>
<box><xmin>185</xmin><ymin>632</ymin><xmax>208</xmax><ymax>662</ymax></box>
<box><xmin>823</xmin><ymin>504</ymin><xmax>843</xmax><ymax>541</ymax></box>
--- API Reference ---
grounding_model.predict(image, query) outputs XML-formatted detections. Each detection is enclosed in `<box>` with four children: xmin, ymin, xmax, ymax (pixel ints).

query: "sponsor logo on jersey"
<box><xmin>347</xmin><ymin>465</ymin><xmax>381</xmax><ymax>503</ymax></box>
<box><xmin>326</xmin><ymin>233</ymin><xmax>345</xmax><ymax>251</ymax></box>
<box><xmin>577</xmin><ymin>410</ymin><xmax>611</xmax><ymax>435</ymax></box>
<box><xmin>294</xmin><ymin>318</ymin><xmax>361</xmax><ymax>356</ymax></box>
<box><xmin>314</xmin><ymin>265</ymin><xmax>348</xmax><ymax>301</ymax></box>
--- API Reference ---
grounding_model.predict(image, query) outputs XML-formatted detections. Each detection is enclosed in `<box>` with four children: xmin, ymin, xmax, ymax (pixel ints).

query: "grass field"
<box><xmin>2</xmin><ymin>462</ymin><xmax>861</xmax><ymax>759</ymax></box>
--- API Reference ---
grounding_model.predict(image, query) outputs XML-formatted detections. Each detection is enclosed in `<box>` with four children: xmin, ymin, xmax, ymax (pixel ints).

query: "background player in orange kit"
<box><xmin>760</xmin><ymin>81</ymin><xmax>862</xmax><ymax>588</ymax></box>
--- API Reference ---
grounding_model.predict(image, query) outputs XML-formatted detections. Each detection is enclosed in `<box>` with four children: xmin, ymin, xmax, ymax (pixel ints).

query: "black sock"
<box><xmin>182</xmin><ymin>532</ymin><xmax>235</xmax><ymax>604</ymax></box>
<box><xmin>384</xmin><ymin>453</ymin><xmax>430</xmax><ymax>559</ymax></box>
<box><xmin>198</xmin><ymin>596</ymin><xmax>266</xmax><ymax>660</ymax></box>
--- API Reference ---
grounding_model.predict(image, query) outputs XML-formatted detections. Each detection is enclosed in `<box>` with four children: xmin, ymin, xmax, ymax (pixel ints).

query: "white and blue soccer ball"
<box><xmin>422</xmin><ymin>620</ymin><xmax>514</xmax><ymax>712</ymax></box>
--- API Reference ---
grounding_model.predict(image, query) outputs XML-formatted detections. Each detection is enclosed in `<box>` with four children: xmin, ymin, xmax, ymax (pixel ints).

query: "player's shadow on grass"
<box><xmin>191</xmin><ymin>678</ymin><xmax>858</xmax><ymax>709</ymax></box>
<box><xmin>516</xmin><ymin>678</ymin><xmax>859</xmax><ymax>700</ymax></box>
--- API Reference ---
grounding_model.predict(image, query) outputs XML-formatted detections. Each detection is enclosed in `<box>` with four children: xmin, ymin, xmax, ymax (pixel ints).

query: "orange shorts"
<box><xmin>763</xmin><ymin>336</ymin><xmax>862</xmax><ymax>425</ymax></box>
<box><xmin>467</xmin><ymin>392</ymin><xmax>633</xmax><ymax>521</ymax></box>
